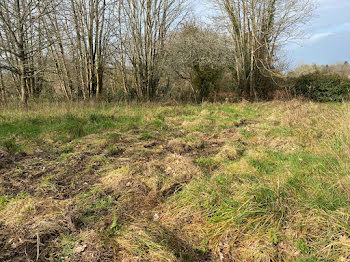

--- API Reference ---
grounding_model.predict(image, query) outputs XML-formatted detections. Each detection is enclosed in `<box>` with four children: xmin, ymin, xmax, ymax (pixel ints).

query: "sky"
<box><xmin>195</xmin><ymin>0</ymin><xmax>350</xmax><ymax>68</ymax></box>
<box><xmin>288</xmin><ymin>0</ymin><xmax>350</xmax><ymax>67</ymax></box>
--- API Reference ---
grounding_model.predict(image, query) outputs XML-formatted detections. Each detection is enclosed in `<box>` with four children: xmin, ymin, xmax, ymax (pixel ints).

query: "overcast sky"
<box><xmin>195</xmin><ymin>0</ymin><xmax>350</xmax><ymax>68</ymax></box>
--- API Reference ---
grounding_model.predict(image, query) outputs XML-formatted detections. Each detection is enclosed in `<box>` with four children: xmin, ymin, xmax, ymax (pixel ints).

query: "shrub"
<box><xmin>192</xmin><ymin>65</ymin><xmax>224</xmax><ymax>102</ymax></box>
<box><xmin>293</xmin><ymin>72</ymin><xmax>350</xmax><ymax>102</ymax></box>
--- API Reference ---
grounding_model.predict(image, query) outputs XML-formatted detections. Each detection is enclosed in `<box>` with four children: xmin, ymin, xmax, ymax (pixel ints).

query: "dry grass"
<box><xmin>0</xmin><ymin>100</ymin><xmax>350</xmax><ymax>261</ymax></box>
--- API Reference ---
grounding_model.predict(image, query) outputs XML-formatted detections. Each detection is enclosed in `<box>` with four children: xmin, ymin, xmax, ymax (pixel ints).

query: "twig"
<box><xmin>36</xmin><ymin>232</ymin><xmax>40</xmax><ymax>261</ymax></box>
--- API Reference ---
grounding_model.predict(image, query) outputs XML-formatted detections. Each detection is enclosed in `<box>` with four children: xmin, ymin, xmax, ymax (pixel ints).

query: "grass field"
<box><xmin>0</xmin><ymin>100</ymin><xmax>349</xmax><ymax>261</ymax></box>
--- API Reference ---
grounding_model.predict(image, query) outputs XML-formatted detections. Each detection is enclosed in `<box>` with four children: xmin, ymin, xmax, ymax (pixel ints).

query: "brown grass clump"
<box><xmin>0</xmin><ymin>197</ymin><xmax>71</xmax><ymax>233</ymax></box>
<box><xmin>167</xmin><ymin>138</ymin><xmax>191</xmax><ymax>154</ymax></box>
<box><xmin>162</xmin><ymin>154</ymin><xmax>202</xmax><ymax>182</ymax></box>
<box><xmin>100</xmin><ymin>166</ymin><xmax>131</xmax><ymax>192</ymax></box>
<box><xmin>115</xmin><ymin>219</ymin><xmax>208</xmax><ymax>262</ymax></box>
<box><xmin>213</xmin><ymin>144</ymin><xmax>239</xmax><ymax>162</ymax></box>
<box><xmin>114</xmin><ymin>222</ymin><xmax>180</xmax><ymax>262</ymax></box>
<box><xmin>225</xmin><ymin>158</ymin><xmax>256</xmax><ymax>175</ymax></box>
<box><xmin>71</xmin><ymin>230</ymin><xmax>115</xmax><ymax>262</ymax></box>
<box><xmin>141</xmin><ymin>153</ymin><xmax>202</xmax><ymax>201</ymax></box>
<box><xmin>0</xmin><ymin>197</ymin><xmax>73</xmax><ymax>261</ymax></box>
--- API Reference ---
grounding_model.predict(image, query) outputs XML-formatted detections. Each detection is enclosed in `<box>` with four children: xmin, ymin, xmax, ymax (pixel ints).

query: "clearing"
<box><xmin>0</xmin><ymin>101</ymin><xmax>349</xmax><ymax>261</ymax></box>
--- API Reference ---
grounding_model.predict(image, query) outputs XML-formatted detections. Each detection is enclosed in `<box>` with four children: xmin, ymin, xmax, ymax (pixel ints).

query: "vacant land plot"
<box><xmin>0</xmin><ymin>101</ymin><xmax>349</xmax><ymax>261</ymax></box>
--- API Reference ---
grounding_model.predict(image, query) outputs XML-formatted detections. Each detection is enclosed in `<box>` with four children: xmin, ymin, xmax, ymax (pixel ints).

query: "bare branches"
<box><xmin>214</xmin><ymin>0</ymin><xmax>315</xmax><ymax>99</ymax></box>
<box><xmin>0</xmin><ymin>0</ymin><xmax>53</xmax><ymax>105</ymax></box>
<box><xmin>118</xmin><ymin>0</ymin><xmax>190</xmax><ymax>101</ymax></box>
<box><xmin>0</xmin><ymin>0</ymin><xmax>316</xmax><ymax>104</ymax></box>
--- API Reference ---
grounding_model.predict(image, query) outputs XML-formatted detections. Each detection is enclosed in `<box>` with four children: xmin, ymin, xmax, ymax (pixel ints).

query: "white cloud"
<box><xmin>304</xmin><ymin>22</ymin><xmax>350</xmax><ymax>45</ymax></box>
<box><xmin>307</xmin><ymin>32</ymin><xmax>333</xmax><ymax>43</ymax></box>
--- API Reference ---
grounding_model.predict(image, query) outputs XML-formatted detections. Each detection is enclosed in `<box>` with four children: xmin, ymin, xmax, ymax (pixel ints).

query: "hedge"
<box><xmin>293</xmin><ymin>72</ymin><xmax>350</xmax><ymax>102</ymax></box>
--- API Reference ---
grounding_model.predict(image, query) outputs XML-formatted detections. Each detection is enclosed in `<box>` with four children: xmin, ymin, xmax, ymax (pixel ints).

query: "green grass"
<box><xmin>0</xmin><ymin>195</ymin><xmax>10</xmax><ymax>210</ymax></box>
<box><xmin>75</xmin><ymin>187</ymin><xmax>116</xmax><ymax>227</ymax></box>
<box><xmin>1</xmin><ymin>101</ymin><xmax>350</xmax><ymax>261</ymax></box>
<box><xmin>0</xmin><ymin>137</ymin><xmax>23</xmax><ymax>154</ymax></box>
<box><xmin>0</xmin><ymin>104</ymin><xmax>147</xmax><ymax>145</ymax></box>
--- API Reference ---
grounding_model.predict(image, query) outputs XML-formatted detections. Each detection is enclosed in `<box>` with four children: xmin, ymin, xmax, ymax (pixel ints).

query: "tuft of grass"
<box><xmin>75</xmin><ymin>187</ymin><xmax>116</xmax><ymax>227</ymax></box>
<box><xmin>1</xmin><ymin>137</ymin><xmax>22</xmax><ymax>154</ymax></box>
<box><xmin>195</xmin><ymin>157</ymin><xmax>217</xmax><ymax>170</ymax></box>
<box><xmin>0</xmin><ymin>195</ymin><xmax>10</xmax><ymax>210</ymax></box>
<box><xmin>139</xmin><ymin>131</ymin><xmax>153</xmax><ymax>141</ymax></box>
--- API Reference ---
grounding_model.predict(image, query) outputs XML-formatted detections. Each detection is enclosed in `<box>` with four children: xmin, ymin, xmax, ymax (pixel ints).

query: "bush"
<box><xmin>192</xmin><ymin>65</ymin><xmax>223</xmax><ymax>102</ymax></box>
<box><xmin>293</xmin><ymin>72</ymin><xmax>350</xmax><ymax>102</ymax></box>
<box><xmin>162</xmin><ymin>24</ymin><xmax>232</xmax><ymax>103</ymax></box>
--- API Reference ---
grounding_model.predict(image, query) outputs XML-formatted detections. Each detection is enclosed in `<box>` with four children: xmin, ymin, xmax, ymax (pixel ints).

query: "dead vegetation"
<box><xmin>0</xmin><ymin>101</ymin><xmax>350</xmax><ymax>261</ymax></box>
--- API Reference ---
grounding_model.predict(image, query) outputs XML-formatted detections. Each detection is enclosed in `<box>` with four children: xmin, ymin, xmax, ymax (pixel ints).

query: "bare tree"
<box><xmin>214</xmin><ymin>0</ymin><xmax>315</xmax><ymax>100</ymax></box>
<box><xmin>39</xmin><ymin>1</ymin><xmax>75</xmax><ymax>100</ymax></box>
<box><xmin>118</xmin><ymin>0</ymin><xmax>189</xmax><ymax>101</ymax></box>
<box><xmin>66</xmin><ymin>0</ymin><xmax>116</xmax><ymax>99</ymax></box>
<box><xmin>0</xmin><ymin>0</ymin><xmax>192</xmax><ymax>103</ymax></box>
<box><xmin>0</xmin><ymin>0</ymin><xmax>51</xmax><ymax>105</ymax></box>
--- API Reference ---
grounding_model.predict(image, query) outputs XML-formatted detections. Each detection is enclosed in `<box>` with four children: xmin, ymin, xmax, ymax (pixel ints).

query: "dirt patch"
<box><xmin>0</xmin><ymin>150</ymin><xmax>105</xmax><ymax>200</ymax></box>
<box><xmin>0</xmin><ymin>148</ymin><xmax>13</xmax><ymax>169</ymax></box>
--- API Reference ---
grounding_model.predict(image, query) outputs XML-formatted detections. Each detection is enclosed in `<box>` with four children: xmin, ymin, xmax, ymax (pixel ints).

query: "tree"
<box><xmin>164</xmin><ymin>23</ymin><xmax>232</xmax><ymax>102</ymax></box>
<box><xmin>118</xmin><ymin>0</ymin><xmax>189</xmax><ymax>101</ymax></box>
<box><xmin>0</xmin><ymin>0</ymin><xmax>51</xmax><ymax>105</ymax></box>
<box><xmin>214</xmin><ymin>0</ymin><xmax>315</xmax><ymax>100</ymax></box>
<box><xmin>66</xmin><ymin>0</ymin><xmax>116</xmax><ymax>99</ymax></box>
<box><xmin>0</xmin><ymin>0</ymin><xmax>195</xmax><ymax>103</ymax></box>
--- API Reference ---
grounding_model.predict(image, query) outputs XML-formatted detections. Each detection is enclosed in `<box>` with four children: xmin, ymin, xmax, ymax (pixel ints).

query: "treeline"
<box><xmin>289</xmin><ymin>62</ymin><xmax>350</xmax><ymax>78</ymax></box>
<box><xmin>0</xmin><ymin>0</ymin><xmax>316</xmax><ymax>105</ymax></box>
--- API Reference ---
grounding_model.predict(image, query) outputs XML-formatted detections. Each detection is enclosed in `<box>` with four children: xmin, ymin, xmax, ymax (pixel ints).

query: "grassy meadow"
<box><xmin>0</xmin><ymin>101</ymin><xmax>349</xmax><ymax>261</ymax></box>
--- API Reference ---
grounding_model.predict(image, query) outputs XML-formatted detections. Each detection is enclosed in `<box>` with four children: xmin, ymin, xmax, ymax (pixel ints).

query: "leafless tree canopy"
<box><xmin>0</xmin><ymin>0</ymin><xmax>316</xmax><ymax>104</ymax></box>
<box><xmin>0</xmin><ymin>0</ymin><xmax>53</xmax><ymax>104</ymax></box>
<box><xmin>117</xmin><ymin>0</ymin><xmax>189</xmax><ymax>101</ymax></box>
<box><xmin>214</xmin><ymin>0</ymin><xmax>315</xmax><ymax>99</ymax></box>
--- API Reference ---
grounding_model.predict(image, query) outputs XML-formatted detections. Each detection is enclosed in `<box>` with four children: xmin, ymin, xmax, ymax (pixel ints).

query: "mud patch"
<box><xmin>0</xmin><ymin>150</ymin><xmax>104</xmax><ymax>200</ymax></box>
